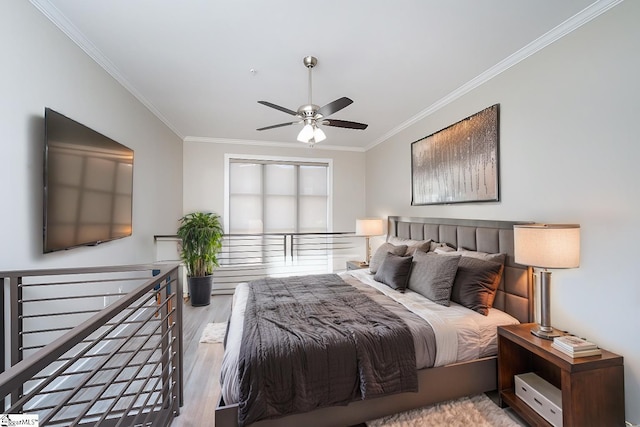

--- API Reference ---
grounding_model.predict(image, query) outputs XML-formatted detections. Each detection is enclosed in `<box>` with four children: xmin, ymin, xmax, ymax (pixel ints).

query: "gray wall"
<box><xmin>366</xmin><ymin>2</ymin><xmax>640</xmax><ymax>421</ymax></box>
<box><xmin>0</xmin><ymin>1</ymin><xmax>183</xmax><ymax>270</ymax></box>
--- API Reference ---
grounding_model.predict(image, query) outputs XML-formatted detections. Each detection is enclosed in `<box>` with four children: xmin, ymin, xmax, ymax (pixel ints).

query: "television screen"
<box><xmin>44</xmin><ymin>108</ymin><xmax>134</xmax><ymax>253</ymax></box>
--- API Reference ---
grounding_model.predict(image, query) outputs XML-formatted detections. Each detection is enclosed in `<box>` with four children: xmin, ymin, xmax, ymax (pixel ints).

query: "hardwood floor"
<box><xmin>171</xmin><ymin>295</ymin><xmax>232</xmax><ymax>427</ymax></box>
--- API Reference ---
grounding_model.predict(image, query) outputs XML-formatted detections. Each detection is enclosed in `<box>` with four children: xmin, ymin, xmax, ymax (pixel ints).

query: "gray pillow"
<box><xmin>408</xmin><ymin>251</ymin><xmax>461</xmax><ymax>306</ymax></box>
<box><xmin>450</xmin><ymin>256</ymin><xmax>504</xmax><ymax>315</ymax></box>
<box><xmin>388</xmin><ymin>236</ymin><xmax>432</xmax><ymax>256</ymax></box>
<box><xmin>456</xmin><ymin>248</ymin><xmax>506</xmax><ymax>264</ymax></box>
<box><xmin>373</xmin><ymin>252</ymin><xmax>413</xmax><ymax>292</ymax></box>
<box><xmin>369</xmin><ymin>242</ymin><xmax>407</xmax><ymax>274</ymax></box>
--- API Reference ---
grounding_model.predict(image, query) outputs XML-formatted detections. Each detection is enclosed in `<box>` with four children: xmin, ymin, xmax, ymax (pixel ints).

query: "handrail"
<box><xmin>155</xmin><ymin>232</ymin><xmax>362</xmax><ymax>295</ymax></box>
<box><xmin>0</xmin><ymin>262</ymin><xmax>171</xmax><ymax>278</ymax></box>
<box><xmin>0</xmin><ymin>263</ymin><xmax>182</xmax><ymax>426</ymax></box>
<box><xmin>153</xmin><ymin>231</ymin><xmax>355</xmax><ymax>238</ymax></box>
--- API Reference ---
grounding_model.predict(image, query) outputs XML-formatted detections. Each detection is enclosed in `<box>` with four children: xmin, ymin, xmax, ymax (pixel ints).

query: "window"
<box><xmin>226</xmin><ymin>156</ymin><xmax>331</xmax><ymax>234</ymax></box>
<box><xmin>223</xmin><ymin>155</ymin><xmax>346</xmax><ymax>275</ymax></box>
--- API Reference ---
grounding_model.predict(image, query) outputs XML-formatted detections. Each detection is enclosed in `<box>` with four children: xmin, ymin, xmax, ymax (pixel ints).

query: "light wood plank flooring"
<box><xmin>171</xmin><ymin>295</ymin><xmax>232</xmax><ymax>427</ymax></box>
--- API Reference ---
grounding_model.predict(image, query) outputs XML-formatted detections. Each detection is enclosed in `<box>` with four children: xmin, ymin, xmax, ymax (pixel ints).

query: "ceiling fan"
<box><xmin>257</xmin><ymin>56</ymin><xmax>368</xmax><ymax>146</ymax></box>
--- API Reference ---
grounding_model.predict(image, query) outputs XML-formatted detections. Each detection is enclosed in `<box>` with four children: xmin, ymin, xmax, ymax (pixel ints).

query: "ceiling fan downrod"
<box><xmin>303</xmin><ymin>56</ymin><xmax>317</xmax><ymax>107</ymax></box>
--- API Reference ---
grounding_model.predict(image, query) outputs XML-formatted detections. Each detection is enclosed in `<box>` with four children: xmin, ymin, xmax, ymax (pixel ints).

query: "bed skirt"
<box><xmin>215</xmin><ymin>356</ymin><xmax>497</xmax><ymax>427</ymax></box>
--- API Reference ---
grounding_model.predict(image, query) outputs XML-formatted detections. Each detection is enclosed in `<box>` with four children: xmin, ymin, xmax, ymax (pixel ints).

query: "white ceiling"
<box><xmin>31</xmin><ymin>0</ymin><xmax>617</xmax><ymax>151</ymax></box>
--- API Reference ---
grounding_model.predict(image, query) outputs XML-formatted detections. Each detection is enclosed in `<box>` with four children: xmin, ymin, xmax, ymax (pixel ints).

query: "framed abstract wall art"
<box><xmin>411</xmin><ymin>104</ymin><xmax>499</xmax><ymax>205</ymax></box>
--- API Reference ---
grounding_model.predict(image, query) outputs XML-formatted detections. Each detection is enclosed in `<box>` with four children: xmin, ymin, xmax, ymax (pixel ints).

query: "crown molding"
<box><xmin>183</xmin><ymin>136</ymin><xmax>366</xmax><ymax>152</ymax></box>
<box><xmin>365</xmin><ymin>0</ymin><xmax>624</xmax><ymax>151</ymax></box>
<box><xmin>30</xmin><ymin>0</ymin><xmax>185</xmax><ymax>140</ymax></box>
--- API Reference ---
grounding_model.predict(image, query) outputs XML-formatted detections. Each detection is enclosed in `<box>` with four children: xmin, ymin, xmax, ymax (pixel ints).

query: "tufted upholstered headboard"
<box><xmin>388</xmin><ymin>216</ymin><xmax>534</xmax><ymax>323</ymax></box>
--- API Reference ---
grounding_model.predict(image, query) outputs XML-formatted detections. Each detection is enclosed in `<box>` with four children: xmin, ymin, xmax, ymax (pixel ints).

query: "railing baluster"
<box><xmin>282</xmin><ymin>234</ymin><xmax>287</xmax><ymax>263</ymax></box>
<box><xmin>1</xmin><ymin>277</ymin><xmax>4</xmax><ymax>377</ymax></box>
<box><xmin>161</xmin><ymin>275</ymin><xmax>170</xmax><ymax>415</ymax></box>
<box><xmin>9</xmin><ymin>276</ymin><xmax>22</xmax><ymax>410</ymax></box>
<box><xmin>174</xmin><ymin>268</ymin><xmax>183</xmax><ymax>409</ymax></box>
<box><xmin>0</xmin><ymin>264</ymin><xmax>181</xmax><ymax>426</ymax></box>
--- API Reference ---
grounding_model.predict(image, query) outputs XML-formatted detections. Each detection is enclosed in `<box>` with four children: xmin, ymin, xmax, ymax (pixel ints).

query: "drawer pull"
<box><xmin>550</xmin><ymin>409</ymin><xmax>557</xmax><ymax>414</ymax></box>
<box><xmin>533</xmin><ymin>397</ymin><xmax>543</xmax><ymax>406</ymax></box>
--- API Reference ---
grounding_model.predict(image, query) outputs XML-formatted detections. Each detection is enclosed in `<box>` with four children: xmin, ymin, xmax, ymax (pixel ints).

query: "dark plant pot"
<box><xmin>188</xmin><ymin>275</ymin><xmax>213</xmax><ymax>307</ymax></box>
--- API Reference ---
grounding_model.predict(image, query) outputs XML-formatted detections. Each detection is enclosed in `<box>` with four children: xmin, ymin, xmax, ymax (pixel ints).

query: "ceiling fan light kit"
<box><xmin>297</xmin><ymin>122</ymin><xmax>326</xmax><ymax>145</ymax></box>
<box><xmin>257</xmin><ymin>56</ymin><xmax>368</xmax><ymax>146</ymax></box>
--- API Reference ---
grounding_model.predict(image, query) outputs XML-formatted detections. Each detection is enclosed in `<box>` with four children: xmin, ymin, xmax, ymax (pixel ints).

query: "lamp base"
<box><xmin>531</xmin><ymin>325</ymin><xmax>563</xmax><ymax>340</ymax></box>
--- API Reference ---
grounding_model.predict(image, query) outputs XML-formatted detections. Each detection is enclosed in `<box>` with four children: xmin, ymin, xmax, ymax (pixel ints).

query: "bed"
<box><xmin>215</xmin><ymin>216</ymin><xmax>533</xmax><ymax>427</ymax></box>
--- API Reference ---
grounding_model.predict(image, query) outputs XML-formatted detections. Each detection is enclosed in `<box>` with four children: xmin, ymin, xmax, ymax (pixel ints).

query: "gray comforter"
<box><xmin>237</xmin><ymin>274</ymin><xmax>419</xmax><ymax>426</ymax></box>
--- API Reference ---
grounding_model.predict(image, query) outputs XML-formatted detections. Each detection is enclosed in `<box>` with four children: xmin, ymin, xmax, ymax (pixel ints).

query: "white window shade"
<box><xmin>299</xmin><ymin>166</ymin><xmax>327</xmax><ymax>195</ymax></box>
<box><xmin>228</xmin><ymin>159</ymin><xmax>329</xmax><ymax>234</ymax></box>
<box><xmin>265</xmin><ymin>164</ymin><xmax>295</xmax><ymax>195</ymax></box>
<box><xmin>229</xmin><ymin>162</ymin><xmax>263</xmax><ymax>233</ymax></box>
<box><xmin>265</xmin><ymin>195</ymin><xmax>296</xmax><ymax>232</ymax></box>
<box><xmin>229</xmin><ymin>195</ymin><xmax>263</xmax><ymax>233</ymax></box>
<box><xmin>299</xmin><ymin>196</ymin><xmax>328</xmax><ymax>232</ymax></box>
<box><xmin>230</xmin><ymin>163</ymin><xmax>261</xmax><ymax>194</ymax></box>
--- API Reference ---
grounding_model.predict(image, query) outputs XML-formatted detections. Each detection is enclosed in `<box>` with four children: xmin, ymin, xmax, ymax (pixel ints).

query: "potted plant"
<box><xmin>177</xmin><ymin>212</ymin><xmax>224</xmax><ymax>306</ymax></box>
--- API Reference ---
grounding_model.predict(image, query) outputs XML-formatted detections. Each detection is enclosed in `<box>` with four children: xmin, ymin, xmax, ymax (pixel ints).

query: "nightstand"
<box><xmin>346</xmin><ymin>260</ymin><xmax>369</xmax><ymax>271</ymax></box>
<box><xmin>498</xmin><ymin>323</ymin><xmax>624</xmax><ymax>426</ymax></box>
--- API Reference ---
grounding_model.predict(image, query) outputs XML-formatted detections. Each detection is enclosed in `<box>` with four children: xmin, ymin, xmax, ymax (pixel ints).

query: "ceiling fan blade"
<box><xmin>317</xmin><ymin>97</ymin><xmax>353</xmax><ymax>118</ymax></box>
<box><xmin>258</xmin><ymin>101</ymin><xmax>298</xmax><ymax>116</ymax></box>
<box><xmin>257</xmin><ymin>122</ymin><xmax>298</xmax><ymax>131</ymax></box>
<box><xmin>322</xmin><ymin>119</ymin><xmax>368</xmax><ymax>130</ymax></box>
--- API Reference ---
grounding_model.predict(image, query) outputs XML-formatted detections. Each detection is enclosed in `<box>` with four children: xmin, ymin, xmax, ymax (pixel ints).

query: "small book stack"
<box><xmin>552</xmin><ymin>335</ymin><xmax>601</xmax><ymax>358</ymax></box>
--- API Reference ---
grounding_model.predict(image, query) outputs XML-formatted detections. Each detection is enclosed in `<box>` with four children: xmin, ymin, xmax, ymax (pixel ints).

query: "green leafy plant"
<box><xmin>177</xmin><ymin>212</ymin><xmax>224</xmax><ymax>277</ymax></box>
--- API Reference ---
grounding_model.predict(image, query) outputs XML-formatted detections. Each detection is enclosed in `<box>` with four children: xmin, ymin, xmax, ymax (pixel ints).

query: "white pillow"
<box><xmin>430</xmin><ymin>241</ymin><xmax>452</xmax><ymax>252</ymax></box>
<box><xmin>434</xmin><ymin>246</ymin><xmax>456</xmax><ymax>254</ymax></box>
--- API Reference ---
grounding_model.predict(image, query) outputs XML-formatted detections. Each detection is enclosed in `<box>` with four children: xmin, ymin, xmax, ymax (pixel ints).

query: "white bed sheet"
<box><xmin>347</xmin><ymin>269</ymin><xmax>519</xmax><ymax>363</ymax></box>
<box><xmin>219</xmin><ymin>270</ymin><xmax>519</xmax><ymax>405</ymax></box>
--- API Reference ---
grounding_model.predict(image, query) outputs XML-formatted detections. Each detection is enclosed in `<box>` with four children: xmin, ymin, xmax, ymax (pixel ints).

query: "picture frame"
<box><xmin>411</xmin><ymin>104</ymin><xmax>499</xmax><ymax>205</ymax></box>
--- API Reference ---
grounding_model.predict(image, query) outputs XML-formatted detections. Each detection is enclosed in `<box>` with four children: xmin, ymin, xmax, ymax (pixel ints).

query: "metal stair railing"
<box><xmin>0</xmin><ymin>263</ymin><xmax>182</xmax><ymax>427</ymax></box>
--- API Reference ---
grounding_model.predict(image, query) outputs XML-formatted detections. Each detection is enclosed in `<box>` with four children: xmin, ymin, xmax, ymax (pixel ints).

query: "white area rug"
<box><xmin>199</xmin><ymin>322</ymin><xmax>227</xmax><ymax>344</ymax></box>
<box><xmin>367</xmin><ymin>394</ymin><xmax>521</xmax><ymax>427</ymax></box>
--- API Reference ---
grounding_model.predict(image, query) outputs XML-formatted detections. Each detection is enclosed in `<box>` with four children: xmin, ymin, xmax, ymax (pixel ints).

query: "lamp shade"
<box><xmin>313</xmin><ymin>127</ymin><xmax>326</xmax><ymax>142</ymax></box>
<box><xmin>514</xmin><ymin>224</ymin><xmax>580</xmax><ymax>269</ymax></box>
<box><xmin>355</xmin><ymin>218</ymin><xmax>384</xmax><ymax>236</ymax></box>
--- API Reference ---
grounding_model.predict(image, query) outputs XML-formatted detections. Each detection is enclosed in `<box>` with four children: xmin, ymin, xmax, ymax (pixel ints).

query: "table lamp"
<box><xmin>514</xmin><ymin>224</ymin><xmax>580</xmax><ymax>339</ymax></box>
<box><xmin>355</xmin><ymin>218</ymin><xmax>384</xmax><ymax>265</ymax></box>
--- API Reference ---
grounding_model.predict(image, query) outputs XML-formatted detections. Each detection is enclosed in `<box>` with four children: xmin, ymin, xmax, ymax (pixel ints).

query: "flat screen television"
<box><xmin>44</xmin><ymin>108</ymin><xmax>134</xmax><ymax>253</ymax></box>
